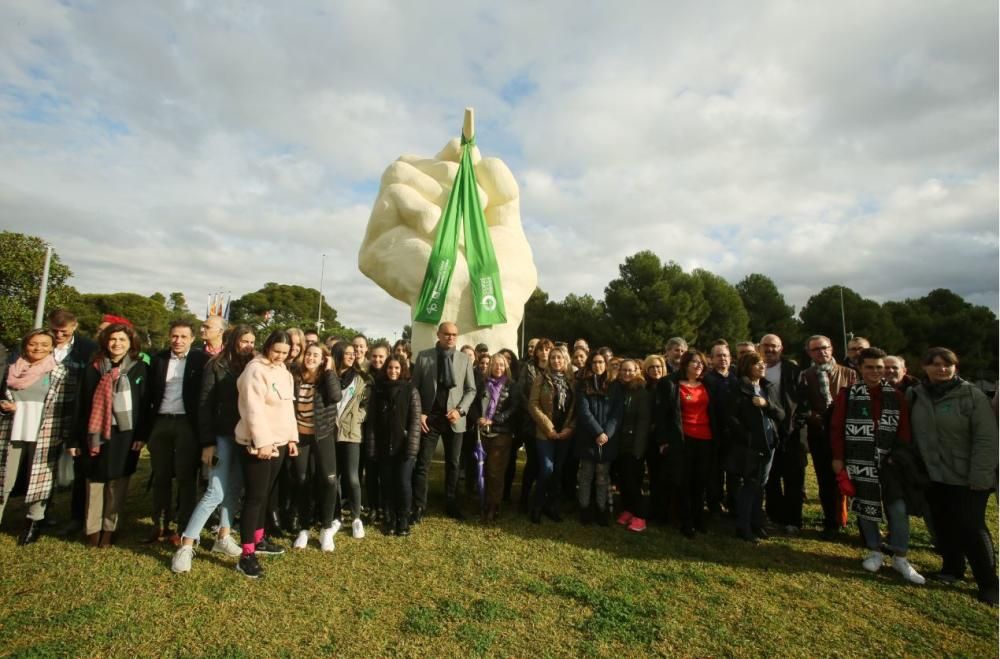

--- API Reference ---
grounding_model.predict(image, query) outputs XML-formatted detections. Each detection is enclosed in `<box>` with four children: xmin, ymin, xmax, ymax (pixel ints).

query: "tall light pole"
<box><xmin>839</xmin><ymin>286</ymin><xmax>848</xmax><ymax>358</ymax></box>
<box><xmin>33</xmin><ymin>246</ymin><xmax>53</xmax><ymax>328</ymax></box>
<box><xmin>316</xmin><ymin>253</ymin><xmax>326</xmax><ymax>331</ymax></box>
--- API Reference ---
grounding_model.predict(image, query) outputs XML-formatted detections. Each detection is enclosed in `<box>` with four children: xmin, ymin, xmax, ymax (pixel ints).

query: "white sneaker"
<box><xmin>293</xmin><ymin>530</ymin><xmax>309</xmax><ymax>549</ymax></box>
<box><xmin>171</xmin><ymin>545</ymin><xmax>194</xmax><ymax>574</ymax></box>
<box><xmin>211</xmin><ymin>535</ymin><xmax>242</xmax><ymax>557</ymax></box>
<box><xmin>320</xmin><ymin>526</ymin><xmax>336</xmax><ymax>552</ymax></box>
<box><xmin>329</xmin><ymin>519</ymin><xmax>342</xmax><ymax>535</ymax></box>
<box><xmin>352</xmin><ymin>518</ymin><xmax>365</xmax><ymax>539</ymax></box>
<box><xmin>892</xmin><ymin>557</ymin><xmax>926</xmax><ymax>585</ymax></box>
<box><xmin>862</xmin><ymin>551</ymin><xmax>884</xmax><ymax>573</ymax></box>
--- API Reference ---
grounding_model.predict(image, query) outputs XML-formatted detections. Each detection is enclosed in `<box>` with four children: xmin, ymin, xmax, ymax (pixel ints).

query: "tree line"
<box><xmin>519</xmin><ymin>250</ymin><xmax>998</xmax><ymax>381</ymax></box>
<box><xmin>2</xmin><ymin>232</ymin><xmax>996</xmax><ymax>380</ymax></box>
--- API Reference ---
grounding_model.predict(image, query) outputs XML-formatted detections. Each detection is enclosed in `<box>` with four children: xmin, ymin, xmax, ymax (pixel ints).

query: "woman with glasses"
<box><xmin>657</xmin><ymin>350</ymin><xmax>721</xmax><ymax>538</ymax></box>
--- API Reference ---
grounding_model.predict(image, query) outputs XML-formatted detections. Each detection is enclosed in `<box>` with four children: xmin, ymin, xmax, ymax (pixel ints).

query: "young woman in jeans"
<box><xmin>233</xmin><ymin>330</ymin><xmax>299</xmax><ymax>579</ymax></box>
<box><xmin>171</xmin><ymin>326</ymin><xmax>255</xmax><ymax>573</ymax></box>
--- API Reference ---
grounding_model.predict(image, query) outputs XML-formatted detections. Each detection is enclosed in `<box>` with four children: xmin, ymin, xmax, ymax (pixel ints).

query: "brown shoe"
<box><xmin>142</xmin><ymin>527</ymin><xmax>165</xmax><ymax>543</ymax></box>
<box><xmin>86</xmin><ymin>532</ymin><xmax>100</xmax><ymax>547</ymax></box>
<box><xmin>166</xmin><ymin>532</ymin><xmax>182</xmax><ymax>547</ymax></box>
<box><xmin>98</xmin><ymin>531</ymin><xmax>114</xmax><ymax>548</ymax></box>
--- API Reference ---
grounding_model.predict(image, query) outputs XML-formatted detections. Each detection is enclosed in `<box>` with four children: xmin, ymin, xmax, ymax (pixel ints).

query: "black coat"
<box><xmin>71</xmin><ymin>360</ymin><xmax>151</xmax><ymax>482</ymax></box>
<box><xmin>367</xmin><ymin>380</ymin><xmax>422</xmax><ymax>460</ymax></box>
<box><xmin>140</xmin><ymin>348</ymin><xmax>209</xmax><ymax>439</ymax></box>
<box><xmin>725</xmin><ymin>377</ymin><xmax>785</xmax><ymax>477</ymax></box>
<box><xmin>479</xmin><ymin>377</ymin><xmax>519</xmax><ymax>436</ymax></box>
<box><xmin>616</xmin><ymin>381</ymin><xmax>651</xmax><ymax>459</ymax></box>
<box><xmin>198</xmin><ymin>358</ymin><xmax>241</xmax><ymax>447</ymax></box>
<box><xmin>655</xmin><ymin>372</ymin><xmax>723</xmax><ymax>449</ymax></box>
<box><xmin>304</xmin><ymin>369</ymin><xmax>343</xmax><ymax>444</ymax></box>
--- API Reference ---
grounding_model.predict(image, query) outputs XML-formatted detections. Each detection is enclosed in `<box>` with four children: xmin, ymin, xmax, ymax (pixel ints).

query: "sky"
<box><xmin>1</xmin><ymin>1</ymin><xmax>997</xmax><ymax>341</ymax></box>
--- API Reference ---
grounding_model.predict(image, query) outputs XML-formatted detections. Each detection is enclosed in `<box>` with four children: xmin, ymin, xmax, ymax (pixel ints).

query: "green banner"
<box><xmin>413</xmin><ymin>135</ymin><xmax>506</xmax><ymax>327</ymax></box>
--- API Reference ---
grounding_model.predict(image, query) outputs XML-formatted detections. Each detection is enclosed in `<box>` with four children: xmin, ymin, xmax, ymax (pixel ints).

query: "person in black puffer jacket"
<box><xmin>290</xmin><ymin>342</ymin><xmax>343</xmax><ymax>552</ymax></box>
<box><xmin>171</xmin><ymin>325</ymin><xmax>257</xmax><ymax>573</ymax></box>
<box><xmin>367</xmin><ymin>357</ymin><xmax>421</xmax><ymax>536</ymax></box>
<box><xmin>613</xmin><ymin>359</ymin><xmax>651</xmax><ymax>532</ymax></box>
<box><xmin>725</xmin><ymin>351</ymin><xmax>784</xmax><ymax>543</ymax></box>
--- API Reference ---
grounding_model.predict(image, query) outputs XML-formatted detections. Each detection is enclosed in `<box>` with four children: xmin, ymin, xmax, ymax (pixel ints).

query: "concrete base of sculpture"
<box><xmin>359</xmin><ymin>135</ymin><xmax>537</xmax><ymax>355</ymax></box>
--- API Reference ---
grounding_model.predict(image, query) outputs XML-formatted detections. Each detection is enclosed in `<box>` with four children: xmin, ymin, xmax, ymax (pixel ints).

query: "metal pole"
<box><xmin>839</xmin><ymin>286</ymin><xmax>848</xmax><ymax>358</ymax></box>
<box><xmin>33</xmin><ymin>246</ymin><xmax>53</xmax><ymax>328</ymax></box>
<box><xmin>520</xmin><ymin>311</ymin><xmax>525</xmax><ymax>360</ymax></box>
<box><xmin>316</xmin><ymin>254</ymin><xmax>326</xmax><ymax>330</ymax></box>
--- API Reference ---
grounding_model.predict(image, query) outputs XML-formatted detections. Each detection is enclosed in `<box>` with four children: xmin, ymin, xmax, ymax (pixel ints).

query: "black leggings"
<box><xmin>292</xmin><ymin>434</ymin><xmax>338</xmax><ymax>528</ymax></box>
<box><xmin>337</xmin><ymin>442</ymin><xmax>362</xmax><ymax>520</ymax></box>
<box><xmin>926</xmin><ymin>482</ymin><xmax>998</xmax><ymax>594</ymax></box>
<box><xmin>616</xmin><ymin>454</ymin><xmax>646</xmax><ymax>517</ymax></box>
<box><xmin>239</xmin><ymin>444</ymin><xmax>287</xmax><ymax>542</ymax></box>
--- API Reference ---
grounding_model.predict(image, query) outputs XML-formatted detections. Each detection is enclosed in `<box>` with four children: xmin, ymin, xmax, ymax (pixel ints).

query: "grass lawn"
<box><xmin>0</xmin><ymin>451</ymin><xmax>996</xmax><ymax>657</ymax></box>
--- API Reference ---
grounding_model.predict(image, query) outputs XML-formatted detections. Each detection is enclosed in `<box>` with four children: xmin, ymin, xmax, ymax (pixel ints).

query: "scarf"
<box><xmin>6</xmin><ymin>355</ymin><xmax>57</xmax><ymax>390</ymax></box>
<box><xmin>436</xmin><ymin>345</ymin><xmax>456</xmax><ymax>389</ymax></box>
<box><xmin>484</xmin><ymin>375</ymin><xmax>508</xmax><ymax>421</ymax></box>
<box><xmin>844</xmin><ymin>381</ymin><xmax>900</xmax><ymax>522</ymax></box>
<box><xmin>586</xmin><ymin>372</ymin><xmax>608</xmax><ymax>396</ymax></box>
<box><xmin>924</xmin><ymin>376</ymin><xmax>962</xmax><ymax>400</ymax></box>
<box><xmin>815</xmin><ymin>362</ymin><xmax>835</xmax><ymax>406</ymax></box>
<box><xmin>87</xmin><ymin>356</ymin><xmax>136</xmax><ymax>450</ymax></box>
<box><xmin>338</xmin><ymin>369</ymin><xmax>358</xmax><ymax>418</ymax></box>
<box><xmin>549</xmin><ymin>371</ymin><xmax>569</xmax><ymax>413</ymax></box>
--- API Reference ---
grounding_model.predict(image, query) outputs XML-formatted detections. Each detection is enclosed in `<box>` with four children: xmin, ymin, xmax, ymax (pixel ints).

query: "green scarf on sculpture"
<box><xmin>413</xmin><ymin>134</ymin><xmax>507</xmax><ymax>327</ymax></box>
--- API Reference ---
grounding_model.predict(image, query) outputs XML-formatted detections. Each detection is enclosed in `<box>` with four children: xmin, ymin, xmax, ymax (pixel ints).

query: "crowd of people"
<box><xmin>0</xmin><ymin>309</ymin><xmax>997</xmax><ymax>605</ymax></box>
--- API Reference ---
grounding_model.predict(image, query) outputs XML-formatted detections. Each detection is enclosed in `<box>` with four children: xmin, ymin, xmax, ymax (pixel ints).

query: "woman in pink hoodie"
<box><xmin>233</xmin><ymin>330</ymin><xmax>299</xmax><ymax>579</ymax></box>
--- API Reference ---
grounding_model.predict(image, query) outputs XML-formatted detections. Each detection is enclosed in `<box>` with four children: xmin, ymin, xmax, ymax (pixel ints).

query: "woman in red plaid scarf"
<box><xmin>67</xmin><ymin>323</ymin><xmax>151</xmax><ymax>548</ymax></box>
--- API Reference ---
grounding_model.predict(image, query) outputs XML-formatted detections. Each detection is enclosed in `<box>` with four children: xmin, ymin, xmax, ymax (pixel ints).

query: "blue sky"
<box><xmin>1</xmin><ymin>1</ymin><xmax>996</xmax><ymax>341</ymax></box>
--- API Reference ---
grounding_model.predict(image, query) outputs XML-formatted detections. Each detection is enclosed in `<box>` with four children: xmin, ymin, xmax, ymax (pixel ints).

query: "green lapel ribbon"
<box><xmin>413</xmin><ymin>134</ymin><xmax>507</xmax><ymax>327</ymax></box>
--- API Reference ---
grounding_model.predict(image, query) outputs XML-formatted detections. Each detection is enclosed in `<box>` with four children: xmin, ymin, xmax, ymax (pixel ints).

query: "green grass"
<box><xmin>0</xmin><ymin>453</ymin><xmax>996</xmax><ymax>657</ymax></box>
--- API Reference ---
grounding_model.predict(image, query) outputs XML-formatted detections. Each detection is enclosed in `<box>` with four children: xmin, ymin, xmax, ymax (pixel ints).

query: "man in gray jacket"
<box><xmin>411</xmin><ymin>322</ymin><xmax>477</xmax><ymax>521</ymax></box>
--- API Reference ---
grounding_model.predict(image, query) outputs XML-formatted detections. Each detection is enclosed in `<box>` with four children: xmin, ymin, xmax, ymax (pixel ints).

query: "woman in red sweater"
<box><xmin>656</xmin><ymin>350</ymin><xmax>720</xmax><ymax>538</ymax></box>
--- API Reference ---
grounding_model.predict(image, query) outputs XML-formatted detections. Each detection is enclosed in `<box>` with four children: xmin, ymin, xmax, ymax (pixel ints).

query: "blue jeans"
<box><xmin>534</xmin><ymin>439</ymin><xmax>571</xmax><ymax>512</ymax></box>
<box><xmin>735</xmin><ymin>447</ymin><xmax>775</xmax><ymax>535</ymax></box>
<box><xmin>182</xmin><ymin>435</ymin><xmax>244</xmax><ymax>541</ymax></box>
<box><xmin>858</xmin><ymin>498</ymin><xmax>910</xmax><ymax>556</ymax></box>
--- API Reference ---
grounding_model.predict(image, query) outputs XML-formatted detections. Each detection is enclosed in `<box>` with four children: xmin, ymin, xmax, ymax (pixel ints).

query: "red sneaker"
<box><xmin>616</xmin><ymin>511</ymin><xmax>633</xmax><ymax>526</ymax></box>
<box><xmin>627</xmin><ymin>517</ymin><xmax>647</xmax><ymax>533</ymax></box>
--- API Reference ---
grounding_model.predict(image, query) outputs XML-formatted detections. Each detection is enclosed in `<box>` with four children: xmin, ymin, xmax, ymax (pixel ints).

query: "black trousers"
<box><xmin>239</xmin><ymin>444</ymin><xmax>287</xmax><ymax>542</ymax></box>
<box><xmin>516</xmin><ymin>434</ymin><xmax>539</xmax><ymax>506</ymax></box>
<box><xmin>616</xmin><ymin>454</ymin><xmax>646</xmax><ymax>517</ymax></box>
<box><xmin>412</xmin><ymin>425</ymin><xmax>462</xmax><ymax>510</ymax></box>
<box><xmin>806</xmin><ymin>426</ymin><xmax>842</xmax><ymax>530</ymax></box>
<box><xmin>380</xmin><ymin>454</ymin><xmax>415</xmax><ymax>521</ymax></box>
<box><xmin>926</xmin><ymin>482</ymin><xmax>998</xmax><ymax>594</ymax></box>
<box><xmin>676</xmin><ymin>439</ymin><xmax>713</xmax><ymax>531</ymax></box>
<box><xmin>765</xmin><ymin>437</ymin><xmax>807</xmax><ymax>528</ymax></box>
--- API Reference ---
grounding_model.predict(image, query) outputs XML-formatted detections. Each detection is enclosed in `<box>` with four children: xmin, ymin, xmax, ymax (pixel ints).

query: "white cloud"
<box><xmin>0</xmin><ymin>1</ymin><xmax>996</xmax><ymax>344</ymax></box>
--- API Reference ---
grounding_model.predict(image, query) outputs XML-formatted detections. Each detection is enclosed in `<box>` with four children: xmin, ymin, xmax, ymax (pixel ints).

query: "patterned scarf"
<box><xmin>815</xmin><ymin>362</ymin><xmax>835</xmax><ymax>406</ymax></box>
<box><xmin>87</xmin><ymin>356</ymin><xmax>136</xmax><ymax>450</ymax></box>
<box><xmin>6</xmin><ymin>355</ymin><xmax>57</xmax><ymax>390</ymax></box>
<box><xmin>843</xmin><ymin>381</ymin><xmax>899</xmax><ymax>522</ymax></box>
<box><xmin>484</xmin><ymin>375</ymin><xmax>508</xmax><ymax>421</ymax></box>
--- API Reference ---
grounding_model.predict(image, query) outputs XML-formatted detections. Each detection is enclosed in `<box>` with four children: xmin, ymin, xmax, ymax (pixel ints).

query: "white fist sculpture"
<box><xmin>359</xmin><ymin>136</ymin><xmax>538</xmax><ymax>355</ymax></box>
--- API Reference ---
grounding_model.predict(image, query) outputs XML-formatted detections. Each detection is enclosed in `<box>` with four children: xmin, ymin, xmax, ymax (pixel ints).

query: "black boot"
<box><xmin>579</xmin><ymin>506</ymin><xmax>592</xmax><ymax>526</ymax></box>
<box><xmin>18</xmin><ymin>520</ymin><xmax>42</xmax><ymax>546</ymax></box>
<box><xmin>446</xmin><ymin>500</ymin><xmax>466</xmax><ymax>521</ymax></box>
<box><xmin>396</xmin><ymin>515</ymin><xmax>411</xmax><ymax>537</ymax></box>
<box><xmin>266</xmin><ymin>510</ymin><xmax>285</xmax><ymax>538</ymax></box>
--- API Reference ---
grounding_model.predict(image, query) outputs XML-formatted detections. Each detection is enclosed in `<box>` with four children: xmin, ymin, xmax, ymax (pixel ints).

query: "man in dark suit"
<box><xmin>411</xmin><ymin>321</ymin><xmax>477</xmax><ymax>520</ymax></box>
<box><xmin>759</xmin><ymin>333</ymin><xmax>805</xmax><ymax>534</ymax></box>
<box><xmin>137</xmin><ymin>320</ymin><xmax>208</xmax><ymax>544</ymax></box>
